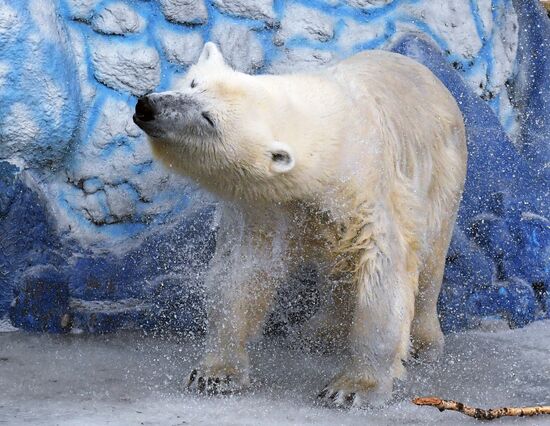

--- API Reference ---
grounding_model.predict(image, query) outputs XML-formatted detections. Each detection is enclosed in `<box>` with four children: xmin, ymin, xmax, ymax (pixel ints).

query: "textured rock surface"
<box><xmin>0</xmin><ymin>162</ymin><xmax>64</xmax><ymax>317</ymax></box>
<box><xmin>91</xmin><ymin>2</ymin><xmax>145</xmax><ymax>35</ymax></box>
<box><xmin>404</xmin><ymin>1</ymin><xmax>483</xmax><ymax>59</ymax></box>
<box><xmin>269</xmin><ymin>48</ymin><xmax>335</xmax><ymax>73</ymax></box>
<box><xmin>0</xmin><ymin>0</ymin><xmax>548</xmax><ymax>334</ymax></box>
<box><xmin>345</xmin><ymin>0</ymin><xmax>393</xmax><ymax>10</ymax></box>
<box><xmin>338</xmin><ymin>19</ymin><xmax>387</xmax><ymax>52</ymax></box>
<box><xmin>158</xmin><ymin>30</ymin><xmax>203</xmax><ymax>66</ymax></box>
<box><xmin>159</xmin><ymin>0</ymin><xmax>208</xmax><ymax>25</ymax></box>
<box><xmin>92</xmin><ymin>40</ymin><xmax>161</xmax><ymax>95</ymax></box>
<box><xmin>213</xmin><ymin>0</ymin><xmax>276</xmax><ymax>23</ymax></box>
<box><xmin>66</xmin><ymin>0</ymin><xmax>99</xmax><ymax>20</ymax></box>
<box><xmin>0</xmin><ymin>0</ymin><xmax>80</xmax><ymax>170</ymax></box>
<box><xmin>0</xmin><ymin>2</ymin><xmax>20</xmax><ymax>46</ymax></box>
<box><xmin>512</xmin><ymin>0</ymin><xmax>550</xmax><ymax>187</ymax></box>
<box><xmin>211</xmin><ymin>21</ymin><xmax>264</xmax><ymax>72</ymax></box>
<box><xmin>274</xmin><ymin>4</ymin><xmax>334</xmax><ymax>45</ymax></box>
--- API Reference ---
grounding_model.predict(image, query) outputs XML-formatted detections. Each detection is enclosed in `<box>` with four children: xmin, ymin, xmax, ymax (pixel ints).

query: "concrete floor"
<box><xmin>1</xmin><ymin>320</ymin><xmax>550</xmax><ymax>425</ymax></box>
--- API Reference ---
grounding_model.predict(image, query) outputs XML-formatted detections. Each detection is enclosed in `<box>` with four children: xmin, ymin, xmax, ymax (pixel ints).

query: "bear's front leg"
<box><xmin>187</xmin><ymin>204</ymin><xmax>286</xmax><ymax>395</ymax></box>
<box><xmin>318</xmin><ymin>203</ymin><xmax>417</xmax><ymax>408</ymax></box>
<box><xmin>188</xmin><ymin>270</ymin><xmax>280</xmax><ymax>395</ymax></box>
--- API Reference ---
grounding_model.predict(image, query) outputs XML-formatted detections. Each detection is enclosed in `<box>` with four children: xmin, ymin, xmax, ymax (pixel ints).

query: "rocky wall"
<box><xmin>0</xmin><ymin>0</ymin><xmax>548</xmax><ymax>333</ymax></box>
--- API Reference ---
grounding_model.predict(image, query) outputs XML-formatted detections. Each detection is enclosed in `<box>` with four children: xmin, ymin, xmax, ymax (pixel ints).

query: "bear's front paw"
<box><xmin>317</xmin><ymin>372</ymin><xmax>392</xmax><ymax>409</ymax></box>
<box><xmin>410</xmin><ymin>331</ymin><xmax>444</xmax><ymax>363</ymax></box>
<box><xmin>186</xmin><ymin>366</ymin><xmax>250</xmax><ymax>395</ymax></box>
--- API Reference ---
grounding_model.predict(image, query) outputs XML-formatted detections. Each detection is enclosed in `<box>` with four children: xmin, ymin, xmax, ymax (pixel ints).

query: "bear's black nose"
<box><xmin>135</xmin><ymin>96</ymin><xmax>155</xmax><ymax>122</ymax></box>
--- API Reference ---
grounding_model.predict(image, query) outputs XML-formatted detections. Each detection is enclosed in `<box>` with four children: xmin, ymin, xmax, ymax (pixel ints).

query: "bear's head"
<box><xmin>133</xmin><ymin>43</ymin><xmax>310</xmax><ymax>203</ymax></box>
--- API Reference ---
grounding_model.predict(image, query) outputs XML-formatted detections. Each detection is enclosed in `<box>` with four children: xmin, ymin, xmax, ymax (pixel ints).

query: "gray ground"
<box><xmin>1</xmin><ymin>319</ymin><xmax>550</xmax><ymax>425</ymax></box>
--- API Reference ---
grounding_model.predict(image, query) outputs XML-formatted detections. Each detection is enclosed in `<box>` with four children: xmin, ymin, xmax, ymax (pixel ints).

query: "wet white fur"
<box><xmin>148</xmin><ymin>43</ymin><xmax>467</xmax><ymax>406</ymax></box>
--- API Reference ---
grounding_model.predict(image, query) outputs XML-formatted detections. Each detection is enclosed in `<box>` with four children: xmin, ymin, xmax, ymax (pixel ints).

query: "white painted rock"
<box><xmin>1</xmin><ymin>103</ymin><xmax>40</xmax><ymax>160</ymax></box>
<box><xmin>476</xmin><ymin>0</ymin><xmax>494</xmax><ymax>37</ymax></box>
<box><xmin>338</xmin><ymin>19</ymin><xmax>386</xmax><ymax>52</ymax></box>
<box><xmin>466</xmin><ymin>59</ymin><xmax>489</xmax><ymax>97</ymax></box>
<box><xmin>0</xmin><ymin>0</ymin><xmax>81</xmax><ymax>170</ymax></box>
<box><xmin>104</xmin><ymin>184</ymin><xmax>136</xmax><ymax>222</ymax></box>
<box><xmin>0</xmin><ymin>61</ymin><xmax>9</xmax><ymax>89</ymax></box>
<box><xmin>212</xmin><ymin>0</ymin><xmax>276</xmax><ymax>24</ymax></box>
<box><xmin>79</xmin><ymin>192</ymin><xmax>109</xmax><ymax>225</ymax></box>
<box><xmin>92</xmin><ymin>40</ymin><xmax>161</xmax><ymax>96</ymax></box>
<box><xmin>269</xmin><ymin>47</ymin><xmax>335</xmax><ymax>73</ymax></box>
<box><xmin>489</xmin><ymin>3</ymin><xmax>518</xmax><ymax>94</ymax></box>
<box><xmin>274</xmin><ymin>4</ymin><xmax>334</xmax><ymax>45</ymax></box>
<box><xmin>91</xmin><ymin>2</ymin><xmax>145</xmax><ymax>35</ymax></box>
<box><xmin>158</xmin><ymin>30</ymin><xmax>203</xmax><ymax>66</ymax></box>
<box><xmin>82</xmin><ymin>178</ymin><xmax>103</xmax><ymax>195</ymax></box>
<box><xmin>67</xmin><ymin>27</ymin><xmax>97</xmax><ymax>106</ymax></box>
<box><xmin>403</xmin><ymin>1</ymin><xmax>482</xmax><ymax>60</ymax></box>
<box><xmin>89</xmin><ymin>98</ymin><xmax>139</xmax><ymax>149</ymax></box>
<box><xmin>66</xmin><ymin>0</ymin><xmax>100</xmax><ymax>21</ymax></box>
<box><xmin>0</xmin><ymin>1</ymin><xmax>21</xmax><ymax>47</ymax></box>
<box><xmin>211</xmin><ymin>22</ymin><xmax>264</xmax><ymax>73</ymax></box>
<box><xmin>345</xmin><ymin>0</ymin><xmax>392</xmax><ymax>9</ymax></box>
<box><xmin>159</xmin><ymin>0</ymin><xmax>208</xmax><ymax>25</ymax></box>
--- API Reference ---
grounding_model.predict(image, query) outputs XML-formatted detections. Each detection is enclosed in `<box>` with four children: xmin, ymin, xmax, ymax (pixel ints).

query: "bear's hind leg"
<box><xmin>410</xmin><ymin>267</ymin><xmax>445</xmax><ymax>362</ymax></box>
<box><xmin>411</xmin><ymin>230</ymin><xmax>454</xmax><ymax>361</ymax></box>
<box><xmin>410</xmin><ymin>222</ymin><xmax>455</xmax><ymax>361</ymax></box>
<box><xmin>318</xmin><ymin>204</ymin><xmax>416</xmax><ymax>408</ymax></box>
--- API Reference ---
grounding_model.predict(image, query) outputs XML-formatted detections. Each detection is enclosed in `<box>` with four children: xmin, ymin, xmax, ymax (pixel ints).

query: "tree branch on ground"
<box><xmin>413</xmin><ymin>396</ymin><xmax>550</xmax><ymax>420</ymax></box>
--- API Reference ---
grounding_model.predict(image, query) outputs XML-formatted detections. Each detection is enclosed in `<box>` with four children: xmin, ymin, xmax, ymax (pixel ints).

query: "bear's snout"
<box><xmin>133</xmin><ymin>92</ymin><xmax>213</xmax><ymax>138</ymax></box>
<box><xmin>134</xmin><ymin>96</ymin><xmax>156</xmax><ymax>122</ymax></box>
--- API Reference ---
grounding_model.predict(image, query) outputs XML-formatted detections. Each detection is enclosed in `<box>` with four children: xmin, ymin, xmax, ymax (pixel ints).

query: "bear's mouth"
<box><xmin>133</xmin><ymin>114</ymin><xmax>159</xmax><ymax>136</ymax></box>
<box><xmin>201</xmin><ymin>111</ymin><xmax>215</xmax><ymax>128</ymax></box>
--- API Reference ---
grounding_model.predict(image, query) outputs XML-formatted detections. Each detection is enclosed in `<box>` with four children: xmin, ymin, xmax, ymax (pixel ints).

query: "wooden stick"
<box><xmin>413</xmin><ymin>397</ymin><xmax>550</xmax><ymax>421</ymax></box>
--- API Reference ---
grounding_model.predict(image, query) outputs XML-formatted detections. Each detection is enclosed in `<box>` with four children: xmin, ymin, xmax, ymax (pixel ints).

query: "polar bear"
<box><xmin>133</xmin><ymin>42</ymin><xmax>467</xmax><ymax>407</ymax></box>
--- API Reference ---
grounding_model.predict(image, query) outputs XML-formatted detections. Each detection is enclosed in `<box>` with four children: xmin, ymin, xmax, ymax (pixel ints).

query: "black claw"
<box><xmin>187</xmin><ymin>369</ymin><xmax>198</xmax><ymax>388</ymax></box>
<box><xmin>207</xmin><ymin>378</ymin><xmax>218</xmax><ymax>395</ymax></box>
<box><xmin>198</xmin><ymin>376</ymin><xmax>206</xmax><ymax>393</ymax></box>
<box><xmin>223</xmin><ymin>375</ymin><xmax>231</xmax><ymax>385</ymax></box>
<box><xmin>318</xmin><ymin>388</ymin><xmax>329</xmax><ymax>399</ymax></box>
<box><xmin>329</xmin><ymin>391</ymin><xmax>339</xmax><ymax>400</ymax></box>
<box><xmin>345</xmin><ymin>392</ymin><xmax>356</xmax><ymax>404</ymax></box>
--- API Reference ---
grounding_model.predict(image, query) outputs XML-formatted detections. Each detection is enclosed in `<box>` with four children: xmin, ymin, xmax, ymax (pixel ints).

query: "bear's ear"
<box><xmin>269</xmin><ymin>142</ymin><xmax>295</xmax><ymax>174</ymax></box>
<box><xmin>198</xmin><ymin>42</ymin><xmax>225</xmax><ymax>67</ymax></box>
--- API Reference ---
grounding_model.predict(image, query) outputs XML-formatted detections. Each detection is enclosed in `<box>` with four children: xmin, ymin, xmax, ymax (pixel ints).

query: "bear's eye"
<box><xmin>190</xmin><ymin>79</ymin><xmax>197</xmax><ymax>88</ymax></box>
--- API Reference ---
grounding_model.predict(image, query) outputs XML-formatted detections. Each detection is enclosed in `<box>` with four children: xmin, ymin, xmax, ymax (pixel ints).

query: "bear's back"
<box><xmin>328</xmin><ymin>50</ymin><xmax>467</xmax><ymax>241</ymax></box>
<box><xmin>329</xmin><ymin>49</ymin><xmax>466</xmax><ymax>179</ymax></box>
<box><xmin>332</xmin><ymin>50</ymin><xmax>462</xmax><ymax>131</ymax></box>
